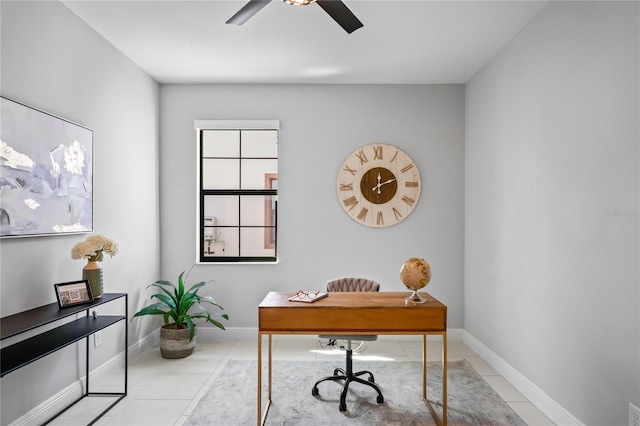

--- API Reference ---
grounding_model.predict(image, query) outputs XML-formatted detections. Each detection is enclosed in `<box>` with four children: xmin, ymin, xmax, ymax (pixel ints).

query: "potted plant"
<box><xmin>133</xmin><ymin>267</ymin><xmax>229</xmax><ymax>359</ymax></box>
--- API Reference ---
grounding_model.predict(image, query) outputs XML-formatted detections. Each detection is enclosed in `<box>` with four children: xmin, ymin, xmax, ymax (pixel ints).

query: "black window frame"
<box><xmin>195</xmin><ymin>122</ymin><xmax>279</xmax><ymax>264</ymax></box>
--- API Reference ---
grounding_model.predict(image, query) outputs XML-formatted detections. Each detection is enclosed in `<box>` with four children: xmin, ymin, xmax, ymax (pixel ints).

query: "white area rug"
<box><xmin>186</xmin><ymin>359</ymin><xmax>526</xmax><ymax>425</ymax></box>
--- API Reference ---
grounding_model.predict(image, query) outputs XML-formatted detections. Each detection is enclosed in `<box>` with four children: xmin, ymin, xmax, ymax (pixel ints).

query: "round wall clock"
<box><xmin>336</xmin><ymin>143</ymin><xmax>421</xmax><ymax>228</ymax></box>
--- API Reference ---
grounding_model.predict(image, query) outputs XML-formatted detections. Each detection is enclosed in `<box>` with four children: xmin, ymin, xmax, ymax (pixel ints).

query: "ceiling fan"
<box><xmin>226</xmin><ymin>0</ymin><xmax>364</xmax><ymax>34</ymax></box>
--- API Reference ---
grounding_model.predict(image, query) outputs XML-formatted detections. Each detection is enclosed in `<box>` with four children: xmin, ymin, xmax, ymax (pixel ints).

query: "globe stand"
<box><xmin>405</xmin><ymin>290</ymin><xmax>427</xmax><ymax>305</ymax></box>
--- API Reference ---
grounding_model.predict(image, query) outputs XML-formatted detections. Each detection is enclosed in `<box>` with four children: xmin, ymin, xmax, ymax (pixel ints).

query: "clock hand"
<box><xmin>374</xmin><ymin>179</ymin><xmax>396</xmax><ymax>190</ymax></box>
<box><xmin>372</xmin><ymin>178</ymin><xmax>396</xmax><ymax>193</ymax></box>
<box><xmin>371</xmin><ymin>172</ymin><xmax>383</xmax><ymax>194</ymax></box>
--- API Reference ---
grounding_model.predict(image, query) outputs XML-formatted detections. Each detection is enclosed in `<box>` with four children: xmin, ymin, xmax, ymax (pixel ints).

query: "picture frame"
<box><xmin>0</xmin><ymin>96</ymin><xmax>94</xmax><ymax>238</ymax></box>
<box><xmin>54</xmin><ymin>280</ymin><xmax>93</xmax><ymax>308</ymax></box>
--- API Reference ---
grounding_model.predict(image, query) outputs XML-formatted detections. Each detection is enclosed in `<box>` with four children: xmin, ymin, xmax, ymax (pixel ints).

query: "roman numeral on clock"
<box><xmin>339</xmin><ymin>183</ymin><xmax>353</xmax><ymax>191</ymax></box>
<box><xmin>373</xmin><ymin>146</ymin><xmax>383</xmax><ymax>160</ymax></box>
<box><xmin>343</xmin><ymin>196</ymin><xmax>358</xmax><ymax>210</ymax></box>
<box><xmin>405</xmin><ymin>181</ymin><xmax>419</xmax><ymax>187</ymax></box>
<box><xmin>343</xmin><ymin>165</ymin><xmax>357</xmax><ymax>176</ymax></box>
<box><xmin>393</xmin><ymin>207</ymin><xmax>402</xmax><ymax>220</ymax></box>
<box><xmin>402</xmin><ymin>196</ymin><xmax>415</xmax><ymax>206</ymax></box>
<box><xmin>401</xmin><ymin>163</ymin><xmax>414</xmax><ymax>173</ymax></box>
<box><xmin>355</xmin><ymin>150</ymin><xmax>368</xmax><ymax>165</ymax></box>
<box><xmin>376</xmin><ymin>211</ymin><xmax>384</xmax><ymax>225</ymax></box>
<box><xmin>357</xmin><ymin>207</ymin><xmax>368</xmax><ymax>221</ymax></box>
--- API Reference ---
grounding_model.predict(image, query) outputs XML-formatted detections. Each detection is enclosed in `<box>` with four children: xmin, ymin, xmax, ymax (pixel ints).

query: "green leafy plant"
<box><xmin>133</xmin><ymin>268</ymin><xmax>229</xmax><ymax>341</ymax></box>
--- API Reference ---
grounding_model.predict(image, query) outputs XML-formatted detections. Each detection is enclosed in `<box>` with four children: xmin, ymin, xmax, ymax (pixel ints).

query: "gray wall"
<box><xmin>465</xmin><ymin>2</ymin><xmax>639</xmax><ymax>425</ymax></box>
<box><xmin>159</xmin><ymin>84</ymin><xmax>466</xmax><ymax>330</ymax></box>
<box><xmin>0</xmin><ymin>1</ymin><xmax>160</xmax><ymax>423</ymax></box>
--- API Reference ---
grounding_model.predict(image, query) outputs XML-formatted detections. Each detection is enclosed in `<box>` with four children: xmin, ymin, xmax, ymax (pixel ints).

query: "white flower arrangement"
<box><xmin>71</xmin><ymin>234</ymin><xmax>118</xmax><ymax>262</ymax></box>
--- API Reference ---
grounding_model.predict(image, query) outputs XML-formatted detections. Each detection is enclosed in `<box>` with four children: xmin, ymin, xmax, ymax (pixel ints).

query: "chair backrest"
<box><xmin>326</xmin><ymin>278</ymin><xmax>380</xmax><ymax>293</ymax></box>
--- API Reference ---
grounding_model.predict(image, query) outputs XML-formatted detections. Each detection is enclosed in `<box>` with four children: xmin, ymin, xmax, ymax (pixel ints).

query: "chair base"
<box><xmin>311</xmin><ymin>349</ymin><xmax>384</xmax><ymax>412</ymax></box>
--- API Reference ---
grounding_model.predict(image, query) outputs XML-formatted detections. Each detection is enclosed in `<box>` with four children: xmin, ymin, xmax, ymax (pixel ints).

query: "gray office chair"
<box><xmin>311</xmin><ymin>278</ymin><xmax>384</xmax><ymax>412</ymax></box>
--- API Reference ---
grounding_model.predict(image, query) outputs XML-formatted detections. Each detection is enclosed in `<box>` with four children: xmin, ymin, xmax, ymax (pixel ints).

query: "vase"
<box><xmin>83</xmin><ymin>260</ymin><xmax>103</xmax><ymax>299</ymax></box>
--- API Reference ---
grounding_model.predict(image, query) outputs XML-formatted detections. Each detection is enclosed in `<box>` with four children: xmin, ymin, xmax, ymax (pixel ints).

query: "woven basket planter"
<box><xmin>160</xmin><ymin>324</ymin><xmax>196</xmax><ymax>359</ymax></box>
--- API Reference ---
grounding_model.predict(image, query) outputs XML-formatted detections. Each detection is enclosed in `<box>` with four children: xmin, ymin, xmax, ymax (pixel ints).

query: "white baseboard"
<box><xmin>9</xmin><ymin>351</ymin><xmax>126</xmax><ymax>426</ymax></box>
<box><xmin>9</xmin><ymin>382</ymin><xmax>84</xmax><ymax>426</ymax></box>
<box><xmin>463</xmin><ymin>331</ymin><xmax>583</xmax><ymax>426</ymax></box>
<box><xmin>129</xmin><ymin>328</ymin><xmax>160</xmax><ymax>359</ymax></box>
<box><xmin>9</xmin><ymin>331</ymin><xmax>158</xmax><ymax>426</ymax></box>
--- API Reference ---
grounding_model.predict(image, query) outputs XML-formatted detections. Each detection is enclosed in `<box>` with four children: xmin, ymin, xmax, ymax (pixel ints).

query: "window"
<box><xmin>195</xmin><ymin>121</ymin><xmax>279</xmax><ymax>263</ymax></box>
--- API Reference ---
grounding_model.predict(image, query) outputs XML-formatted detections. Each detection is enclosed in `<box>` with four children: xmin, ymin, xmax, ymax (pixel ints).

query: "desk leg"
<box><xmin>424</xmin><ymin>333</ymin><xmax>447</xmax><ymax>426</ymax></box>
<box><xmin>268</xmin><ymin>334</ymin><xmax>272</xmax><ymax>402</ymax></box>
<box><xmin>422</xmin><ymin>334</ymin><xmax>427</xmax><ymax>400</ymax></box>
<box><xmin>442</xmin><ymin>331</ymin><xmax>447</xmax><ymax>426</ymax></box>
<box><xmin>257</xmin><ymin>332</ymin><xmax>262</xmax><ymax>426</ymax></box>
<box><xmin>257</xmin><ymin>333</ymin><xmax>272</xmax><ymax>426</ymax></box>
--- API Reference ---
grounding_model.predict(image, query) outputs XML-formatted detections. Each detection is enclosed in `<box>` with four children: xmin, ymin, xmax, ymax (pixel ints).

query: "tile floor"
<box><xmin>51</xmin><ymin>338</ymin><xmax>555</xmax><ymax>425</ymax></box>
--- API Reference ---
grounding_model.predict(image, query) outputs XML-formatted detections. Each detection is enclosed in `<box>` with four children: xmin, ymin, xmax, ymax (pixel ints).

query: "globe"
<box><xmin>400</xmin><ymin>257</ymin><xmax>431</xmax><ymax>304</ymax></box>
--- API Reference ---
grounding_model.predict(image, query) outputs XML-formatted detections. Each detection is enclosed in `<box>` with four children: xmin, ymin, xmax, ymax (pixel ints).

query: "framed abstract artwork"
<box><xmin>0</xmin><ymin>97</ymin><xmax>93</xmax><ymax>238</ymax></box>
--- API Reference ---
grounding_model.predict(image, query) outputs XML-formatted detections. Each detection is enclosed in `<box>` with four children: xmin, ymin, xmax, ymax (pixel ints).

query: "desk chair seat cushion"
<box><xmin>318</xmin><ymin>334</ymin><xmax>377</xmax><ymax>341</ymax></box>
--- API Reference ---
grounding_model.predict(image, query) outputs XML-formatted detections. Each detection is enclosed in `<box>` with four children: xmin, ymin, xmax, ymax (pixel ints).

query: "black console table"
<box><xmin>1</xmin><ymin>293</ymin><xmax>128</xmax><ymax>425</ymax></box>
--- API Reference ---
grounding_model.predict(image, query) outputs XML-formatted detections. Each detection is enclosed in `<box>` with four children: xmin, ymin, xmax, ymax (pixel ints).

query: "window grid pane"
<box><xmin>199</xmin><ymin>127</ymin><xmax>278</xmax><ymax>263</ymax></box>
<box><xmin>202</xmin><ymin>159</ymin><xmax>240</xmax><ymax>189</ymax></box>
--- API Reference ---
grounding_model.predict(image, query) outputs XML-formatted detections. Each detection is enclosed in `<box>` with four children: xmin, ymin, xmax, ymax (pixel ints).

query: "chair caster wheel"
<box><xmin>339</xmin><ymin>403</ymin><xmax>347</xmax><ymax>412</ymax></box>
<box><xmin>377</xmin><ymin>395</ymin><xmax>384</xmax><ymax>404</ymax></box>
<box><xmin>368</xmin><ymin>376</ymin><xmax>375</xmax><ymax>383</ymax></box>
<box><xmin>311</xmin><ymin>387</ymin><xmax>319</xmax><ymax>396</ymax></box>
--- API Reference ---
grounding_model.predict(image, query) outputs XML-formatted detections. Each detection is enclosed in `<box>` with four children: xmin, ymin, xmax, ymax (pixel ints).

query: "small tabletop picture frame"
<box><xmin>54</xmin><ymin>280</ymin><xmax>94</xmax><ymax>308</ymax></box>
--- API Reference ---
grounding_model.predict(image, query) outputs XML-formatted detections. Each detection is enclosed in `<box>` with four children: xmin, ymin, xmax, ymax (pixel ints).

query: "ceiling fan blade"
<box><xmin>316</xmin><ymin>0</ymin><xmax>363</xmax><ymax>34</ymax></box>
<box><xmin>226</xmin><ymin>0</ymin><xmax>272</xmax><ymax>25</ymax></box>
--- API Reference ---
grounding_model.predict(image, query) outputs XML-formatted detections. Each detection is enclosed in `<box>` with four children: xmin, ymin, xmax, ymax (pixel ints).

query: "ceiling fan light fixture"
<box><xmin>227</xmin><ymin>0</ymin><xmax>362</xmax><ymax>34</ymax></box>
<box><xmin>283</xmin><ymin>0</ymin><xmax>316</xmax><ymax>5</ymax></box>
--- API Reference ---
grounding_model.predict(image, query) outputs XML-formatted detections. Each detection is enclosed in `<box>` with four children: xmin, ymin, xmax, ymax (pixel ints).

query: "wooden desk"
<box><xmin>258</xmin><ymin>291</ymin><xmax>447</xmax><ymax>426</ymax></box>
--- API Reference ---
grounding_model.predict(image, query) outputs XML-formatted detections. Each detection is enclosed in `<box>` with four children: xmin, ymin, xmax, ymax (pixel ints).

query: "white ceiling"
<box><xmin>62</xmin><ymin>0</ymin><xmax>546</xmax><ymax>84</ymax></box>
